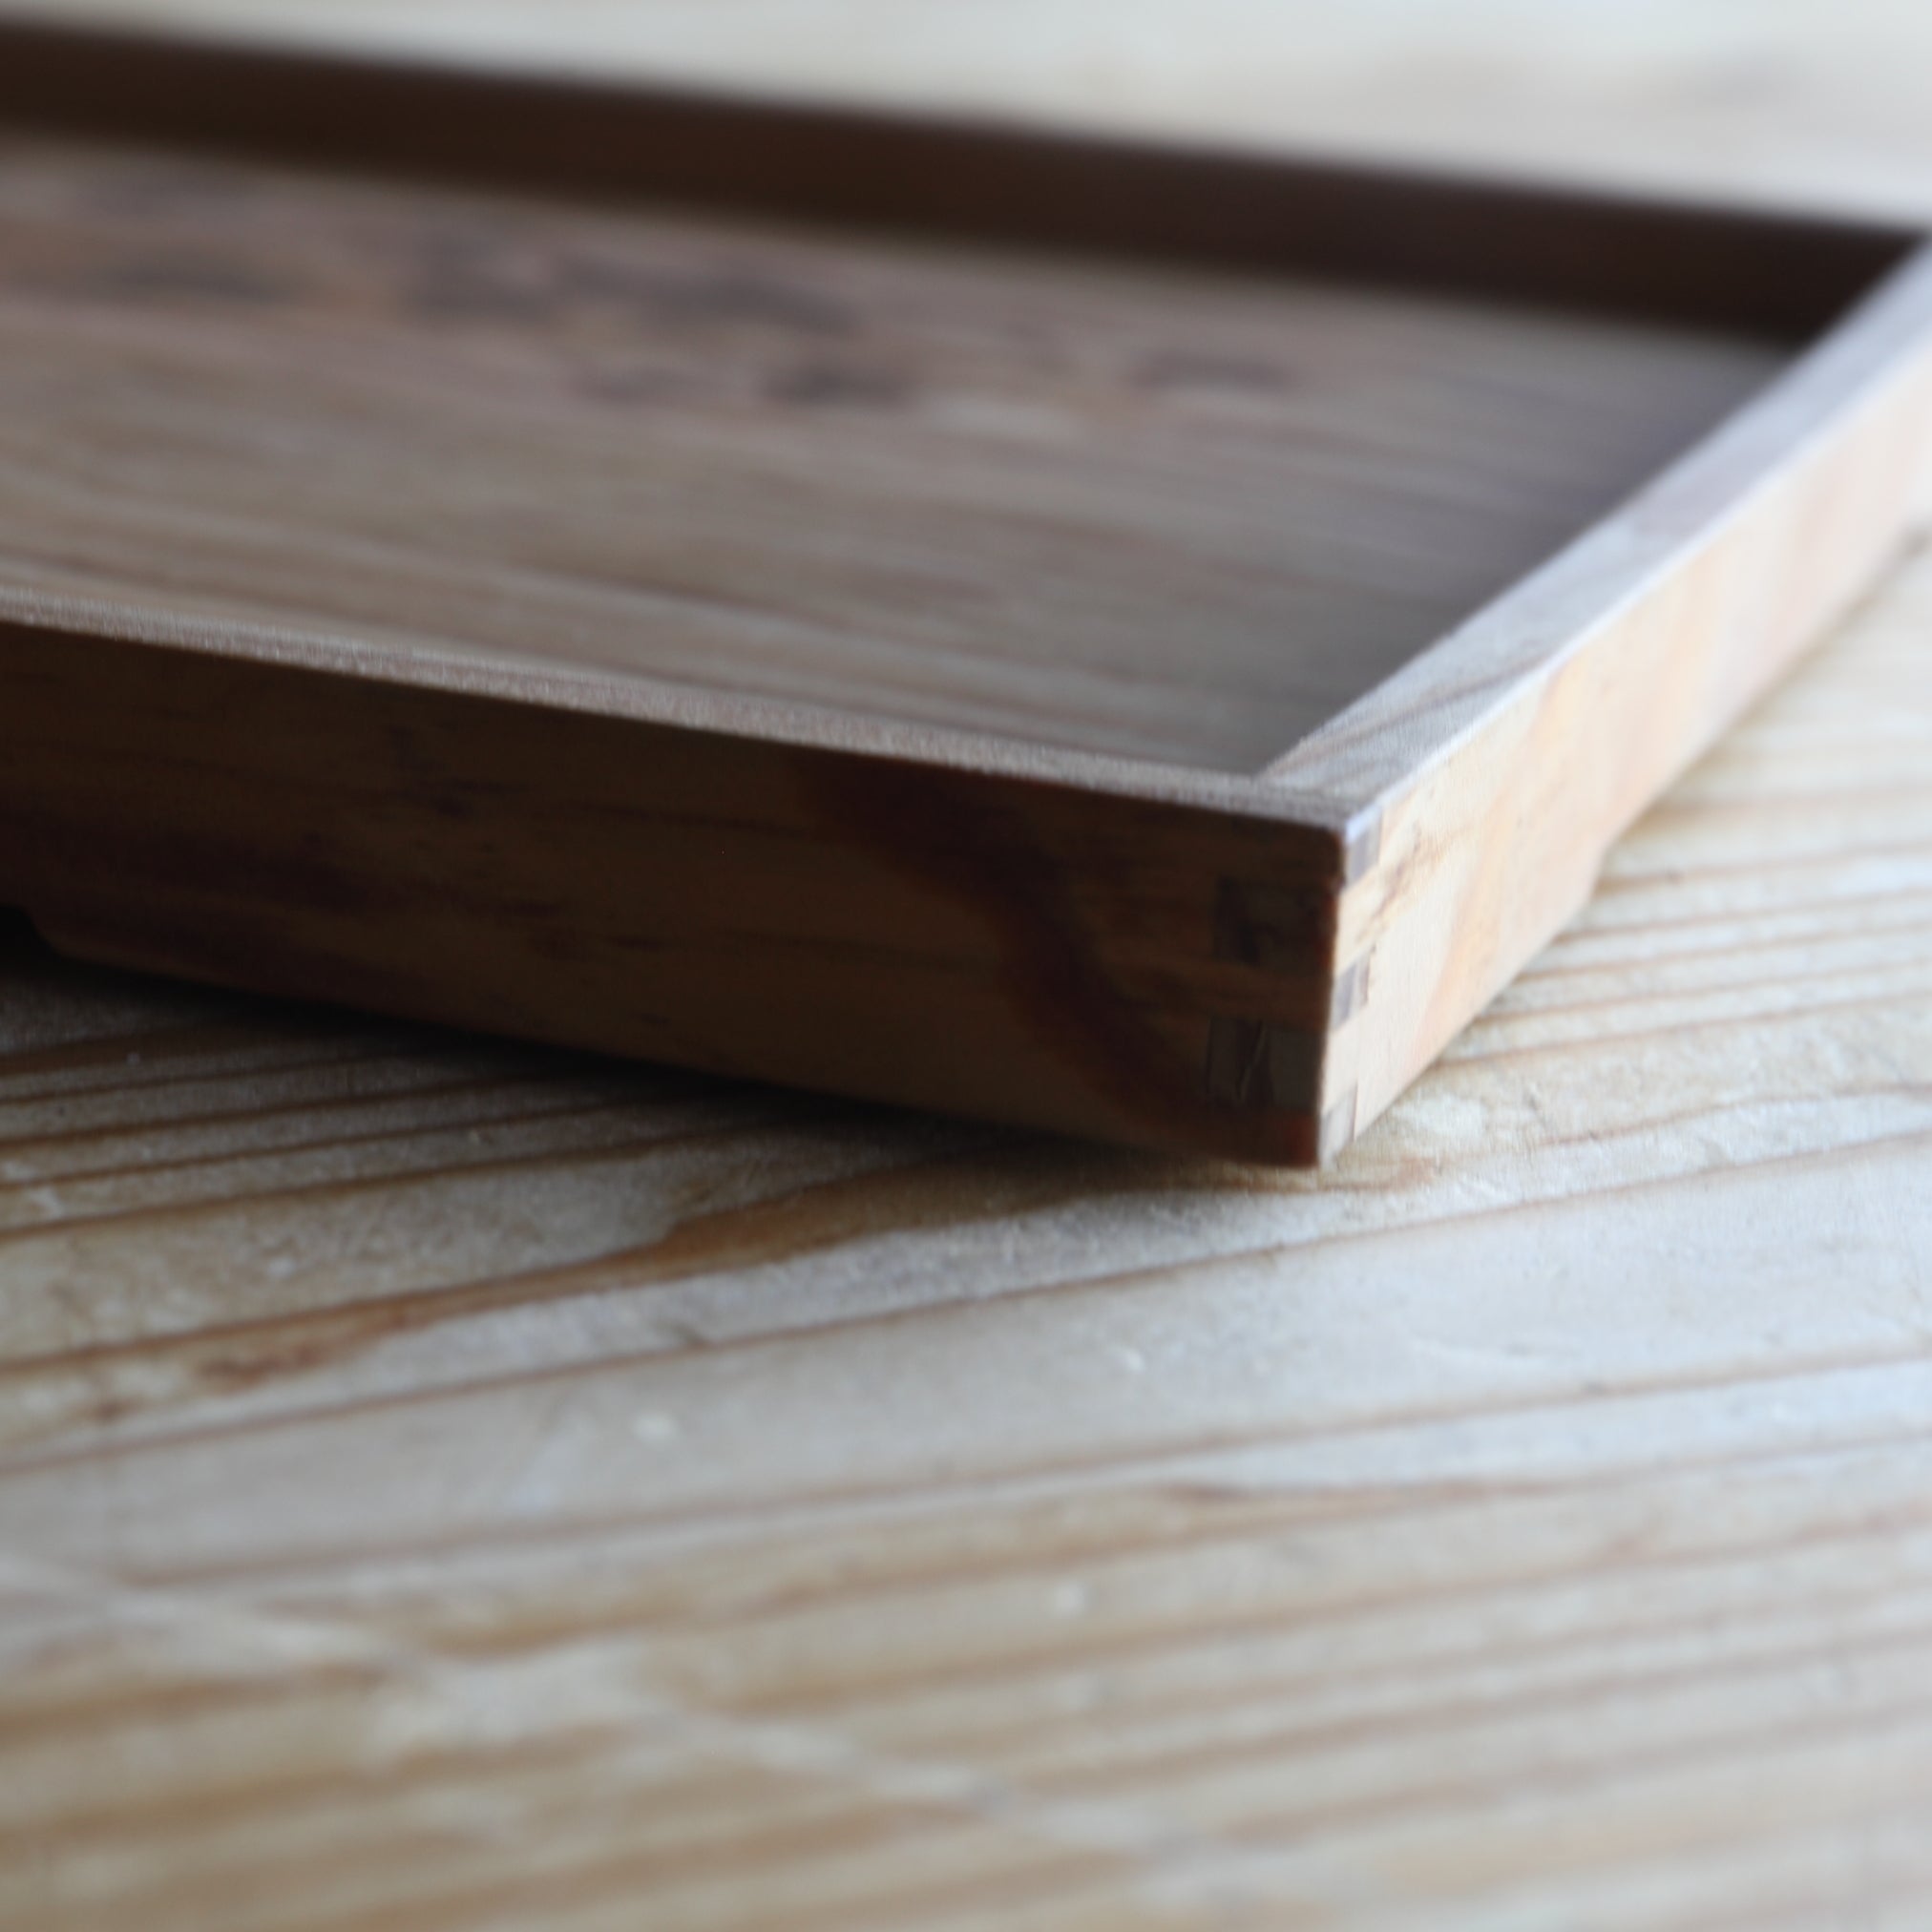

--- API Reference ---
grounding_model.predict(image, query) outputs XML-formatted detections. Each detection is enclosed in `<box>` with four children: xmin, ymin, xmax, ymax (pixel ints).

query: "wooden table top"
<box><xmin>5</xmin><ymin>5</ymin><xmax>1931</xmax><ymax>1927</ymax></box>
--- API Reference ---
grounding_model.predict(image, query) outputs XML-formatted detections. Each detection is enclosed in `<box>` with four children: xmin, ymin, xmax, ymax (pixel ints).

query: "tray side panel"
<box><xmin>0</xmin><ymin>623</ymin><xmax>1343</xmax><ymax>1164</ymax></box>
<box><xmin>1319</xmin><ymin>267</ymin><xmax>1932</xmax><ymax>1157</ymax></box>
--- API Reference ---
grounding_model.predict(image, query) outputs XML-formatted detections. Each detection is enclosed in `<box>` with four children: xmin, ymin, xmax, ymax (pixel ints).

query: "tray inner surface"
<box><xmin>0</xmin><ymin>132</ymin><xmax>1792</xmax><ymax>772</ymax></box>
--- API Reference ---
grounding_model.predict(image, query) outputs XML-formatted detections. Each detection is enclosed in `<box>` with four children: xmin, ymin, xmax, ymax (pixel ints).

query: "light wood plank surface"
<box><xmin>5</xmin><ymin>4</ymin><xmax>1932</xmax><ymax>1927</ymax></box>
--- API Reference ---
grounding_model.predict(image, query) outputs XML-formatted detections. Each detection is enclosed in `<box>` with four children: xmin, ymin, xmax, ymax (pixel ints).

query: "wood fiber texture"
<box><xmin>4</xmin><ymin>3</ymin><xmax>1932</xmax><ymax>1929</ymax></box>
<box><xmin>0</xmin><ymin>132</ymin><xmax>1784</xmax><ymax>771</ymax></box>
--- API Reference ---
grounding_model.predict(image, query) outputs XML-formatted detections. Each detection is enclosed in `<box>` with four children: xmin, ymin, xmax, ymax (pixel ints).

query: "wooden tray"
<box><xmin>1</xmin><ymin>19</ymin><xmax>1928</xmax><ymax>1166</ymax></box>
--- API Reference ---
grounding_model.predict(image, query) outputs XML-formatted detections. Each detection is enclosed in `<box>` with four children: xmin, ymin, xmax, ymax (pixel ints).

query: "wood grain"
<box><xmin>4</xmin><ymin>3</ymin><xmax>1932</xmax><ymax>1927</ymax></box>
<box><xmin>0</xmin><ymin>129</ymin><xmax>1790</xmax><ymax>773</ymax></box>
<box><xmin>5</xmin><ymin>535</ymin><xmax>1932</xmax><ymax>1931</ymax></box>
<box><xmin>0</xmin><ymin>17</ymin><xmax>1922</xmax><ymax>1165</ymax></box>
<box><xmin>1306</xmin><ymin>248</ymin><xmax>1932</xmax><ymax>1145</ymax></box>
<box><xmin>0</xmin><ymin>618</ymin><xmax>1353</xmax><ymax>1165</ymax></box>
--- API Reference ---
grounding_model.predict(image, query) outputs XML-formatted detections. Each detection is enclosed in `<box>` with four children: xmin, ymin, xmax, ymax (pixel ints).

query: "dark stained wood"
<box><xmin>0</xmin><ymin>127</ymin><xmax>1788</xmax><ymax>769</ymax></box>
<box><xmin>0</xmin><ymin>621</ymin><xmax>1345</xmax><ymax>1164</ymax></box>
<box><xmin>0</xmin><ymin>16</ymin><xmax>1927</xmax><ymax>1165</ymax></box>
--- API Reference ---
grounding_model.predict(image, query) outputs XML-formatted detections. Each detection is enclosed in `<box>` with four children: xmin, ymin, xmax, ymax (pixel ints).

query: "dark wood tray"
<box><xmin>1</xmin><ymin>16</ymin><xmax>1927</xmax><ymax>1163</ymax></box>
